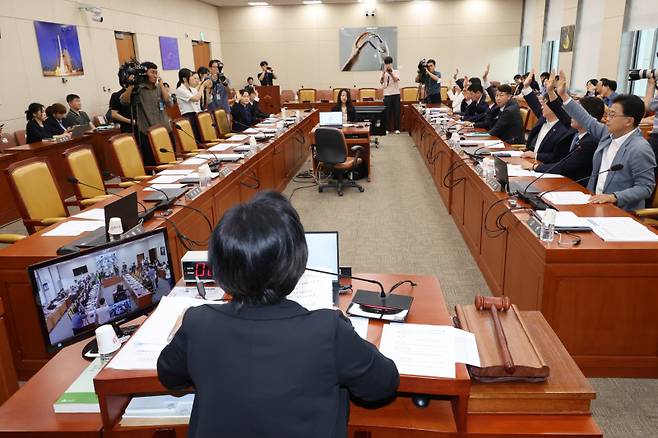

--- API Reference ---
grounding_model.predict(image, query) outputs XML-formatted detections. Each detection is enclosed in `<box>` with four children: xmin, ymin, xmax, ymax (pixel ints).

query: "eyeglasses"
<box><xmin>607</xmin><ymin>112</ymin><xmax>632</xmax><ymax>120</ymax></box>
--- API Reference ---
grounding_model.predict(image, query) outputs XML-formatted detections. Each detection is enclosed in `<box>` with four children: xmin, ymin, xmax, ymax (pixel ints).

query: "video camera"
<box><xmin>118</xmin><ymin>59</ymin><xmax>148</xmax><ymax>87</ymax></box>
<box><xmin>417</xmin><ymin>58</ymin><xmax>428</xmax><ymax>75</ymax></box>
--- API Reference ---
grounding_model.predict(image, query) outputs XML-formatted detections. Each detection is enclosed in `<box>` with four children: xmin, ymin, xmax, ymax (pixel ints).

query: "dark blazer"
<box><xmin>231</xmin><ymin>103</ymin><xmax>254</xmax><ymax>132</ymax></box>
<box><xmin>63</xmin><ymin>110</ymin><xmax>91</xmax><ymax>128</ymax></box>
<box><xmin>537</xmin><ymin>97</ymin><xmax>596</xmax><ymax>186</ymax></box>
<box><xmin>44</xmin><ymin>117</ymin><xmax>66</xmax><ymax>136</ymax></box>
<box><xmin>482</xmin><ymin>99</ymin><xmax>526</xmax><ymax>145</ymax></box>
<box><xmin>25</xmin><ymin>119</ymin><xmax>51</xmax><ymax>143</ymax></box>
<box><xmin>249</xmin><ymin>101</ymin><xmax>268</xmax><ymax>120</ymax></box>
<box><xmin>462</xmin><ymin>95</ymin><xmax>488</xmax><ymax>123</ymax></box>
<box><xmin>158</xmin><ymin>300</ymin><xmax>399</xmax><ymax>438</ymax></box>
<box><xmin>330</xmin><ymin>103</ymin><xmax>356</xmax><ymax>122</ymax></box>
<box><xmin>524</xmin><ymin>90</ymin><xmax>574</xmax><ymax>164</ymax></box>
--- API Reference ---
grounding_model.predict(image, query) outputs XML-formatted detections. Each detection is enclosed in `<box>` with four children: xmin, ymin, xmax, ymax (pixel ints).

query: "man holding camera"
<box><xmin>257</xmin><ymin>61</ymin><xmax>276</xmax><ymax>86</ymax></box>
<box><xmin>207</xmin><ymin>59</ymin><xmax>231</xmax><ymax>113</ymax></box>
<box><xmin>120</xmin><ymin>61</ymin><xmax>173</xmax><ymax>166</ymax></box>
<box><xmin>643</xmin><ymin>71</ymin><xmax>658</xmax><ymax>173</ymax></box>
<box><xmin>415</xmin><ymin>59</ymin><xmax>442</xmax><ymax>104</ymax></box>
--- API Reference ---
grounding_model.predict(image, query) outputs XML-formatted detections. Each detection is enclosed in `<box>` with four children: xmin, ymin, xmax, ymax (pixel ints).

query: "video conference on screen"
<box><xmin>33</xmin><ymin>234</ymin><xmax>173</xmax><ymax>346</ymax></box>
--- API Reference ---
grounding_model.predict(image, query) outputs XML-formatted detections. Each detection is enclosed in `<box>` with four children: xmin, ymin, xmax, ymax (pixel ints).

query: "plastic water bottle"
<box><xmin>281</xmin><ymin>107</ymin><xmax>287</xmax><ymax>119</ymax></box>
<box><xmin>482</xmin><ymin>158</ymin><xmax>495</xmax><ymax>178</ymax></box>
<box><xmin>450</xmin><ymin>132</ymin><xmax>460</xmax><ymax>151</ymax></box>
<box><xmin>198</xmin><ymin>164</ymin><xmax>212</xmax><ymax>188</ymax></box>
<box><xmin>540</xmin><ymin>208</ymin><xmax>556</xmax><ymax>243</ymax></box>
<box><xmin>249</xmin><ymin>135</ymin><xmax>258</xmax><ymax>154</ymax></box>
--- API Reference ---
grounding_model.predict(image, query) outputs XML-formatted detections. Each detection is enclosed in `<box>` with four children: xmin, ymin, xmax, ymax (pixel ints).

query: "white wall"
<box><xmin>0</xmin><ymin>0</ymin><xmax>222</xmax><ymax>132</ymax></box>
<box><xmin>218</xmin><ymin>0</ymin><xmax>523</xmax><ymax>92</ymax></box>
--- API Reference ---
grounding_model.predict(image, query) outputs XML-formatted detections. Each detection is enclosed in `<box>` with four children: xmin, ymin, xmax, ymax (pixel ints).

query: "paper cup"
<box><xmin>108</xmin><ymin>217</ymin><xmax>124</xmax><ymax>236</ymax></box>
<box><xmin>95</xmin><ymin>324</ymin><xmax>121</xmax><ymax>355</ymax></box>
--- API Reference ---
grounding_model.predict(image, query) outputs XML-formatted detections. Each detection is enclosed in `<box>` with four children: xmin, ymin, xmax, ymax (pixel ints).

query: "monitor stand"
<box><xmin>80</xmin><ymin>323</ymin><xmax>140</xmax><ymax>361</ymax></box>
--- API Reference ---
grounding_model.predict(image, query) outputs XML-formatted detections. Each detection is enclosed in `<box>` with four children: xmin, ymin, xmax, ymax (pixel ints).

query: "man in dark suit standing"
<box><xmin>520</xmin><ymin>71</ymin><xmax>574</xmax><ymax>165</ymax></box>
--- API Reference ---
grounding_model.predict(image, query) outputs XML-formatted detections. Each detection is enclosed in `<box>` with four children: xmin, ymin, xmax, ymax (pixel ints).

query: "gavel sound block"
<box><xmin>455</xmin><ymin>296</ymin><xmax>549</xmax><ymax>383</ymax></box>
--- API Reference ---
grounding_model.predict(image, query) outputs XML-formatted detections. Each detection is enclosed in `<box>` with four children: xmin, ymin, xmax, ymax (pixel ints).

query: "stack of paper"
<box><xmin>287</xmin><ymin>270</ymin><xmax>334</xmax><ymax>311</ymax></box>
<box><xmin>225</xmin><ymin>134</ymin><xmax>248</xmax><ymax>142</ymax></box>
<box><xmin>208</xmin><ymin>143</ymin><xmax>233</xmax><ymax>152</ymax></box>
<box><xmin>507</xmin><ymin>165</ymin><xmax>563</xmax><ymax>178</ymax></box>
<box><xmin>348</xmin><ymin>316</ymin><xmax>369</xmax><ymax>340</ymax></box>
<box><xmin>242</xmin><ymin>128</ymin><xmax>260</xmax><ymax>134</ymax></box>
<box><xmin>535</xmin><ymin>210</ymin><xmax>591</xmax><ymax>229</ymax></box>
<box><xmin>378</xmin><ymin>324</ymin><xmax>480</xmax><ymax>379</ymax></box>
<box><xmin>53</xmin><ymin>358</ymin><xmax>104</xmax><ymax>413</ymax></box>
<box><xmin>122</xmin><ymin>394</ymin><xmax>194</xmax><ymax>425</ymax></box>
<box><xmin>585</xmin><ymin>217</ymin><xmax>658</xmax><ymax>242</ymax></box>
<box><xmin>181</xmin><ymin>157</ymin><xmax>208</xmax><ymax>165</ymax></box>
<box><xmin>158</xmin><ymin>169</ymin><xmax>194</xmax><ymax>176</ymax></box>
<box><xmin>542</xmin><ymin>191</ymin><xmax>590</xmax><ymax>205</ymax></box>
<box><xmin>43</xmin><ymin>220</ymin><xmax>104</xmax><ymax>237</ymax></box>
<box><xmin>149</xmin><ymin>175</ymin><xmax>182</xmax><ymax>184</ymax></box>
<box><xmin>72</xmin><ymin>208</ymin><xmax>105</xmax><ymax>221</ymax></box>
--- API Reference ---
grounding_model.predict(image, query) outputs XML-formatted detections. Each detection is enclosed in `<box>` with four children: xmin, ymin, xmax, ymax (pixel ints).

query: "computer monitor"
<box><xmin>305</xmin><ymin>231</ymin><xmax>339</xmax><ymax>281</ymax></box>
<box><xmin>355</xmin><ymin>106</ymin><xmax>386</xmax><ymax>136</ymax></box>
<box><xmin>28</xmin><ymin>228</ymin><xmax>175</xmax><ymax>352</ymax></box>
<box><xmin>319</xmin><ymin>112</ymin><xmax>343</xmax><ymax>127</ymax></box>
<box><xmin>493</xmin><ymin>155</ymin><xmax>509</xmax><ymax>192</ymax></box>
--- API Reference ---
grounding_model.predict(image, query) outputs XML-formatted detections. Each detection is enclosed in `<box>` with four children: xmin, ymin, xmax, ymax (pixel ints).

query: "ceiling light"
<box><xmin>303</xmin><ymin>0</ymin><xmax>322</xmax><ymax>4</ymax></box>
<box><xmin>248</xmin><ymin>2</ymin><xmax>269</xmax><ymax>5</ymax></box>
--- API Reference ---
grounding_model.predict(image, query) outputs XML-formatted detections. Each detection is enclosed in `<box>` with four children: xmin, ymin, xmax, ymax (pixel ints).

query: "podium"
<box><xmin>255</xmin><ymin>85</ymin><xmax>281</xmax><ymax>115</ymax></box>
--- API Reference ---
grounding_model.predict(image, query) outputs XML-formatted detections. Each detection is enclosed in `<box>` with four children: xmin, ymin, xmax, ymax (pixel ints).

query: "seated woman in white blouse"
<box><xmin>176</xmin><ymin>68</ymin><xmax>210</xmax><ymax>140</ymax></box>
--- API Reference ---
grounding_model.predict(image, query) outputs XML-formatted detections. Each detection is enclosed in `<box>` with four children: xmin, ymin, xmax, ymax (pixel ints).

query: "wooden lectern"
<box><xmin>255</xmin><ymin>85</ymin><xmax>281</xmax><ymax>115</ymax></box>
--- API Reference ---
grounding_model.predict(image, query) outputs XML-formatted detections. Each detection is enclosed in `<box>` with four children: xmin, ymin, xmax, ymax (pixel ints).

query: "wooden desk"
<box><xmin>0</xmin><ymin>298</ymin><xmax>17</xmax><ymax>406</ymax></box>
<box><xmin>0</xmin><ymin>275</ymin><xmax>599</xmax><ymax>437</ymax></box>
<box><xmin>5</xmin><ymin>128</ymin><xmax>119</xmax><ymax>199</ymax></box>
<box><xmin>0</xmin><ymin>112</ymin><xmax>318</xmax><ymax>381</ymax></box>
<box><xmin>311</xmin><ymin>123</ymin><xmax>372</xmax><ymax>181</ymax></box>
<box><xmin>0</xmin><ymin>153</ymin><xmax>22</xmax><ymax>225</ymax></box>
<box><xmin>409</xmin><ymin>106</ymin><xmax>658</xmax><ymax>378</ymax></box>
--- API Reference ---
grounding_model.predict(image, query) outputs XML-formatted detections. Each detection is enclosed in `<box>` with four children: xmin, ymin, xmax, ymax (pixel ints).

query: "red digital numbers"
<box><xmin>194</xmin><ymin>262</ymin><xmax>212</xmax><ymax>278</ymax></box>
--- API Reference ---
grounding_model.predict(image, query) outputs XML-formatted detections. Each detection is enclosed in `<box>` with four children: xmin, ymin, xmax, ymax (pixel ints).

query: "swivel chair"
<box><xmin>314</xmin><ymin>127</ymin><xmax>364</xmax><ymax>196</ymax></box>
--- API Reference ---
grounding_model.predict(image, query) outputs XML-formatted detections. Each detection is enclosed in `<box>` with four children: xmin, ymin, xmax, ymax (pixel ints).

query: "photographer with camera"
<box><xmin>642</xmin><ymin>70</ymin><xmax>658</xmax><ymax>170</ymax></box>
<box><xmin>207</xmin><ymin>59</ymin><xmax>231</xmax><ymax>113</ymax></box>
<box><xmin>257</xmin><ymin>61</ymin><xmax>276</xmax><ymax>86</ymax></box>
<box><xmin>380</xmin><ymin>56</ymin><xmax>401</xmax><ymax>134</ymax></box>
<box><xmin>119</xmin><ymin>61</ymin><xmax>173</xmax><ymax>166</ymax></box>
<box><xmin>415</xmin><ymin>59</ymin><xmax>442</xmax><ymax>104</ymax></box>
<box><xmin>109</xmin><ymin>71</ymin><xmax>135</xmax><ymax>133</ymax></box>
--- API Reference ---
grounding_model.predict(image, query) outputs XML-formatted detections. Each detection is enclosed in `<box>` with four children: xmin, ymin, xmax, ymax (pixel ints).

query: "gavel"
<box><xmin>474</xmin><ymin>295</ymin><xmax>515</xmax><ymax>374</ymax></box>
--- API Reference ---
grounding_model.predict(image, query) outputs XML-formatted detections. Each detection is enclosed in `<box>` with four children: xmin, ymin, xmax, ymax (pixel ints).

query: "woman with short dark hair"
<box><xmin>158</xmin><ymin>190</ymin><xmax>399</xmax><ymax>438</ymax></box>
<box><xmin>331</xmin><ymin>88</ymin><xmax>356</xmax><ymax>123</ymax></box>
<box><xmin>44</xmin><ymin>103</ymin><xmax>69</xmax><ymax>136</ymax></box>
<box><xmin>25</xmin><ymin>103</ymin><xmax>49</xmax><ymax>143</ymax></box>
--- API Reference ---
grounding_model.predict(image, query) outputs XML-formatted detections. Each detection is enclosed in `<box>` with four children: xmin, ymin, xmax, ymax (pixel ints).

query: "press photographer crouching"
<box><xmin>415</xmin><ymin>58</ymin><xmax>442</xmax><ymax>104</ymax></box>
<box><xmin>119</xmin><ymin>61</ymin><xmax>173</xmax><ymax>166</ymax></box>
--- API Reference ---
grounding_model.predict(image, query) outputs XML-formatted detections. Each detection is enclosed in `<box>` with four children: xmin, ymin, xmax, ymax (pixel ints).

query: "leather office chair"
<box><xmin>280</xmin><ymin>89</ymin><xmax>296</xmax><ymax>103</ymax></box>
<box><xmin>440</xmin><ymin>86</ymin><xmax>448</xmax><ymax>102</ymax></box>
<box><xmin>62</xmin><ymin>145</ymin><xmax>125</xmax><ymax>208</ymax></box>
<box><xmin>5</xmin><ymin>157</ymin><xmax>70</xmax><ymax>234</ymax></box>
<box><xmin>635</xmin><ymin>189</ymin><xmax>658</xmax><ymax>226</ymax></box>
<box><xmin>316</xmin><ymin>89</ymin><xmax>332</xmax><ymax>103</ymax></box>
<box><xmin>401</xmin><ymin>87</ymin><xmax>420</xmax><ymax>102</ymax></box>
<box><xmin>1</xmin><ymin>132</ymin><xmax>16</xmax><ymax>151</ymax></box>
<box><xmin>519</xmin><ymin>107</ymin><xmax>530</xmax><ymax>131</ymax></box>
<box><xmin>375</xmin><ymin>88</ymin><xmax>384</xmax><ymax>100</ymax></box>
<box><xmin>172</xmin><ymin>117</ymin><xmax>205</xmax><ymax>157</ymax></box>
<box><xmin>196</xmin><ymin>111</ymin><xmax>222</xmax><ymax>143</ymax></box>
<box><xmin>213</xmin><ymin>109</ymin><xmax>237</xmax><ymax>139</ymax></box>
<box><xmin>0</xmin><ymin>234</ymin><xmax>25</xmax><ymax>244</ymax></box>
<box><xmin>147</xmin><ymin>125</ymin><xmax>182</xmax><ymax>167</ymax></box>
<box><xmin>332</xmin><ymin>88</ymin><xmax>342</xmax><ymax>103</ymax></box>
<box><xmin>298</xmin><ymin>89</ymin><xmax>316</xmax><ymax>103</ymax></box>
<box><xmin>314</xmin><ymin>127</ymin><xmax>364</xmax><ymax>196</ymax></box>
<box><xmin>359</xmin><ymin>88</ymin><xmax>377</xmax><ymax>102</ymax></box>
<box><xmin>108</xmin><ymin>134</ymin><xmax>153</xmax><ymax>181</ymax></box>
<box><xmin>14</xmin><ymin>130</ymin><xmax>26</xmax><ymax>145</ymax></box>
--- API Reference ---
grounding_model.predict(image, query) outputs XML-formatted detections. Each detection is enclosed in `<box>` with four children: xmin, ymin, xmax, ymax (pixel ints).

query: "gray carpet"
<box><xmin>282</xmin><ymin>133</ymin><xmax>658</xmax><ymax>438</ymax></box>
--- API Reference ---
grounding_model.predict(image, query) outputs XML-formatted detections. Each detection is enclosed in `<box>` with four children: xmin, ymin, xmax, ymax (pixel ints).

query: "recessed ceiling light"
<box><xmin>248</xmin><ymin>2</ymin><xmax>269</xmax><ymax>5</ymax></box>
<box><xmin>303</xmin><ymin>0</ymin><xmax>322</xmax><ymax>4</ymax></box>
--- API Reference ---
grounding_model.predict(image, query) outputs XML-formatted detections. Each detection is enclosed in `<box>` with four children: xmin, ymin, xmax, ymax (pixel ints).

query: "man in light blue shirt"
<box><xmin>415</xmin><ymin>59</ymin><xmax>442</xmax><ymax>104</ymax></box>
<box><xmin>208</xmin><ymin>59</ymin><xmax>231</xmax><ymax>113</ymax></box>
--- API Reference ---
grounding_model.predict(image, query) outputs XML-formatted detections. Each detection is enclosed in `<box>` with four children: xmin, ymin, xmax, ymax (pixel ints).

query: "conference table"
<box><xmin>0</xmin><ymin>274</ymin><xmax>601</xmax><ymax>437</ymax></box>
<box><xmin>409</xmin><ymin>105</ymin><xmax>658</xmax><ymax>378</ymax></box>
<box><xmin>0</xmin><ymin>111</ymin><xmax>318</xmax><ymax>384</ymax></box>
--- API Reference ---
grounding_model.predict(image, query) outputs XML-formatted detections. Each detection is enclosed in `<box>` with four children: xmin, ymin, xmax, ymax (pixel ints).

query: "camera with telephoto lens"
<box><xmin>628</xmin><ymin>52</ymin><xmax>657</xmax><ymax>85</ymax></box>
<box><xmin>118</xmin><ymin>59</ymin><xmax>148</xmax><ymax>87</ymax></box>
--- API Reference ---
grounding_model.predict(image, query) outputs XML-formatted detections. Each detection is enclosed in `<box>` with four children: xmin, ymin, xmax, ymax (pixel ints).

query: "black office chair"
<box><xmin>314</xmin><ymin>127</ymin><xmax>364</xmax><ymax>196</ymax></box>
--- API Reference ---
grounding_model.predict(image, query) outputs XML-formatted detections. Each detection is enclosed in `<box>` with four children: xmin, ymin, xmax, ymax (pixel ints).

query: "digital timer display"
<box><xmin>182</xmin><ymin>261</ymin><xmax>213</xmax><ymax>281</ymax></box>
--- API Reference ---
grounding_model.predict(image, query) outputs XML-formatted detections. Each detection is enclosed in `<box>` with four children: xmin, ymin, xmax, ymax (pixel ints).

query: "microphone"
<box><xmin>102</xmin><ymin>171</ymin><xmax>174</xmax><ymax>210</ymax></box>
<box><xmin>539</xmin><ymin>164</ymin><xmax>624</xmax><ymax>198</ymax></box>
<box><xmin>305</xmin><ymin>267</ymin><xmax>416</xmax><ymax>316</ymax></box>
<box><xmin>66</xmin><ymin>176</ymin><xmax>155</xmax><ymax>219</ymax></box>
<box><xmin>173</xmin><ymin>124</ymin><xmax>222</xmax><ymax>169</ymax></box>
<box><xmin>522</xmin><ymin>142</ymin><xmax>583</xmax><ymax>193</ymax></box>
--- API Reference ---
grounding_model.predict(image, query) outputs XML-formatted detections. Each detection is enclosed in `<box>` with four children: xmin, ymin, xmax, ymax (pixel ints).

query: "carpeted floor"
<box><xmin>282</xmin><ymin>132</ymin><xmax>658</xmax><ymax>438</ymax></box>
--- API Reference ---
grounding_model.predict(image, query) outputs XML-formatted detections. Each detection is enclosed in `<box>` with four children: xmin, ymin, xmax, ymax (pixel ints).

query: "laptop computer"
<box><xmin>71</xmin><ymin>123</ymin><xmax>93</xmax><ymax>138</ymax></box>
<box><xmin>319</xmin><ymin>112</ymin><xmax>343</xmax><ymax>129</ymax></box>
<box><xmin>143</xmin><ymin>187</ymin><xmax>189</xmax><ymax>203</ymax></box>
<box><xmin>493</xmin><ymin>156</ymin><xmax>538</xmax><ymax>194</ymax></box>
<box><xmin>75</xmin><ymin>193</ymin><xmax>139</xmax><ymax>248</ymax></box>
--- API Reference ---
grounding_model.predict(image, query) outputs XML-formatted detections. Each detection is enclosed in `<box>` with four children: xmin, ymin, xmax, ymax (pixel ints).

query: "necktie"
<box><xmin>569</xmin><ymin>135</ymin><xmax>579</xmax><ymax>152</ymax></box>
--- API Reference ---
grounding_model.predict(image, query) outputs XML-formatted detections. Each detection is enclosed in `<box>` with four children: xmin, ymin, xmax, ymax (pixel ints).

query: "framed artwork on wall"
<box><xmin>33</xmin><ymin>21</ymin><xmax>84</xmax><ymax>77</ymax></box>
<box><xmin>159</xmin><ymin>36</ymin><xmax>181</xmax><ymax>70</ymax></box>
<box><xmin>339</xmin><ymin>27</ymin><xmax>398</xmax><ymax>72</ymax></box>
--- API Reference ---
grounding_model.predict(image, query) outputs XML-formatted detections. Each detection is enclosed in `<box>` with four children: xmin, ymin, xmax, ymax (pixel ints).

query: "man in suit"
<box><xmin>522</xmin><ymin>73</ymin><xmax>603</xmax><ymax>187</ymax></box>
<box><xmin>231</xmin><ymin>89</ymin><xmax>254</xmax><ymax>132</ymax></box>
<box><xmin>557</xmin><ymin>70</ymin><xmax>656</xmax><ymax>211</ymax></box>
<box><xmin>461</xmin><ymin>83</ymin><xmax>489</xmax><ymax>123</ymax></box>
<box><xmin>63</xmin><ymin>94</ymin><xmax>91</xmax><ymax>127</ymax></box>
<box><xmin>473</xmin><ymin>84</ymin><xmax>525</xmax><ymax>144</ymax></box>
<box><xmin>520</xmin><ymin>71</ymin><xmax>574</xmax><ymax>164</ymax></box>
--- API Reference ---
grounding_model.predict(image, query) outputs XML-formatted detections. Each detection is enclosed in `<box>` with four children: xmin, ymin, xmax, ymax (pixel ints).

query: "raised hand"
<box><xmin>483</xmin><ymin>63</ymin><xmax>490</xmax><ymax>81</ymax></box>
<box><xmin>523</xmin><ymin>69</ymin><xmax>535</xmax><ymax>88</ymax></box>
<box><xmin>556</xmin><ymin>69</ymin><xmax>568</xmax><ymax>99</ymax></box>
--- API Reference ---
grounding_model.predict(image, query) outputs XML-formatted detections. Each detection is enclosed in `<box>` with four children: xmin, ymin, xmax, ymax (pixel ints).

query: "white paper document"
<box><xmin>43</xmin><ymin>220</ymin><xmax>104</xmax><ymax>236</ymax></box>
<box><xmin>158</xmin><ymin>169</ymin><xmax>194</xmax><ymax>175</ymax></box>
<box><xmin>143</xmin><ymin>184</ymin><xmax>186</xmax><ymax>191</ymax></box>
<box><xmin>72</xmin><ymin>208</ymin><xmax>105</xmax><ymax>221</ymax></box>
<box><xmin>287</xmin><ymin>271</ymin><xmax>334</xmax><ymax>311</ymax></box>
<box><xmin>208</xmin><ymin>143</ymin><xmax>233</xmax><ymax>152</ymax></box>
<box><xmin>123</xmin><ymin>394</ymin><xmax>195</xmax><ymax>419</ymax></box>
<box><xmin>215</xmin><ymin>154</ymin><xmax>244</xmax><ymax>161</ymax></box>
<box><xmin>181</xmin><ymin>157</ymin><xmax>208</xmax><ymax>165</ymax></box>
<box><xmin>491</xmin><ymin>150</ymin><xmax>523</xmax><ymax>157</ymax></box>
<box><xmin>225</xmin><ymin>134</ymin><xmax>248</xmax><ymax>142</ymax></box>
<box><xmin>507</xmin><ymin>165</ymin><xmax>562</xmax><ymax>178</ymax></box>
<box><xmin>460</xmin><ymin>140</ymin><xmax>504</xmax><ymax>149</ymax></box>
<box><xmin>348</xmin><ymin>316</ymin><xmax>369</xmax><ymax>340</ymax></box>
<box><xmin>378</xmin><ymin>324</ymin><xmax>480</xmax><ymax>379</ymax></box>
<box><xmin>108</xmin><ymin>296</ymin><xmax>224</xmax><ymax>370</ymax></box>
<box><xmin>149</xmin><ymin>175</ymin><xmax>182</xmax><ymax>184</ymax></box>
<box><xmin>585</xmin><ymin>217</ymin><xmax>658</xmax><ymax>242</ymax></box>
<box><xmin>535</xmin><ymin>210</ymin><xmax>591</xmax><ymax>228</ymax></box>
<box><xmin>242</xmin><ymin>128</ymin><xmax>260</xmax><ymax>134</ymax></box>
<box><xmin>541</xmin><ymin>191</ymin><xmax>591</xmax><ymax>205</ymax></box>
<box><xmin>168</xmin><ymin>286</ymin><xmax>225</xmax><ymax>301</ymax></box>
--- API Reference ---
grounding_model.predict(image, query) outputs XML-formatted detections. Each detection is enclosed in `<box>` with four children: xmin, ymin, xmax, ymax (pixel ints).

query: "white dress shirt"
<box><xmin>534</xmin><ymin>119</ymin><xmax>557</xmax><ymax>154</ymax></box>
<box><xmin>448</xmin><ymin>89</ymin><xmax>464</xmax><ymax>113</ymax></box>
<box><xmin>595</xmin><ymin>129</ymin><xmax>635</xmax><ymax>194</ymax></box>
<box><xmin>176</xmin><ymin>84</ymin><xmax>201</xmax><ymax>114</ymax></box>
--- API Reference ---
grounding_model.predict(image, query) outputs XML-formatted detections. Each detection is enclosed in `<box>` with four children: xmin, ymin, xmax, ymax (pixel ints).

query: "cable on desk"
<box><xmin>173</xmin><ymin>203</ymin><xmax>213</xmax><ymax>235</ymax></box>
<box><xmin>483</xmin><ymin>198</ymin><xmax>512</xmax><ymax>238</ymax></box>
<box><xmin>442</xmin><ymin>160</ymin><xmax>469</xmax><ymax>188</ymax></box>
<box><xmin>157</xmin><ymin>215</ymin><xmax>208</xmax><ymax>251</ymax></box>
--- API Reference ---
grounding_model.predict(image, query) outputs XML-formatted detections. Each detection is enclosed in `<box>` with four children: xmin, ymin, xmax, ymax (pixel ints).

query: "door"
<box><xmin>115</xmin><ymin>31</ymin><xmax>136</xmax><ymax>64</ymax></box>
<box><xmin>192</xmin><ymin>41</ymin><xmax>211</xmax><ymax>71</ymax></box>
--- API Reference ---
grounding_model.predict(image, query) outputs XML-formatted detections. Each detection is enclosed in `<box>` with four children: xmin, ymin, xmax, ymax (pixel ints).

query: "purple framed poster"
<box><xmin>159</xmin><ymin>36</ymin><xmax>180</xmax><ymax>70</ymax></box>
<box><xmin>34</xmin><ymin>21</ymin><xmax>84</xmax><ymax>77</ymax></box>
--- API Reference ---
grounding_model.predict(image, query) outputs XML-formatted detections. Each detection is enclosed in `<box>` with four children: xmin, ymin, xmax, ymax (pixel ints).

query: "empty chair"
<box><xmin>213</xmin><ymin>109</ymin><xmax>237</xmax><ymax>139</ymax></box>
<box><xmin>332</xmin><ymin>88</ymin><xmax>342</xmax><ymax>103</ymax></box>
<box><xmin>62</xmin><ymin>145</ymin><xmax>122</xmax><ymax>208</ymax></box>
<box><xmin>280</xmin><ymin>89</ymin><xmax>296</xmax><ymax>103</ymax></box>
<box><xmin>314</xmin><ymin>127</ymin><xmax>364</xmax><ymax>196</ymax></box>
<box><xmin>5</xmin><ymin>157</ymin><xmax>69</xmax><ymax>233</ymax></box>
<box><xmin>316</xmin><ymin>90</ymin><xmax>332</xmax><ymax>103</ymax></box>
<box><xmin>147</xmin><ymin>125</ymin><xmax>182</xmax><ymax>166</ymax></box>
<box><xmin>519</xmin><ymin>107</ymin><xmax>530</xmax><ymax>131</ymax></box>
<box><xmin>14</xmin><ymin>130</ymin><xmax>26</xmax><ymax>145</ymax></box>
<box><xmin>298</xmin><ymin>88</ymin><xmax>317</xmax><ymax>103</ymax></box>
<box><xmin>401</xmin><ymin>87</ymin><xmax>421</xmax><ymax>102</ymax></box>
<box><xmin>359</xmin><ymin>88</ymin><xmax>377</xmax><ymax>102</ymax></box>
<box><xmin>108</xmin><ymin>134</ymin><xmax>153</xmax><ymax>181</ymax></box>
<box><xmin>196</xmin><ymin>111</ymin><xmax>222</xmax><ymax>143</ymax></box>
<box><xmin>172</xmin><ymin>117</ymin><xmax>205</xmax><ymax>157</ymax></box>
<box><xmin>0</xmin><ymin>234</ymin><xmax>25</xmax><ymax>244</ymax></box>
<box><xmin>440</xmin><ymin>86</ymin><xmax>448</xmax><ymax>103</ymax></box>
